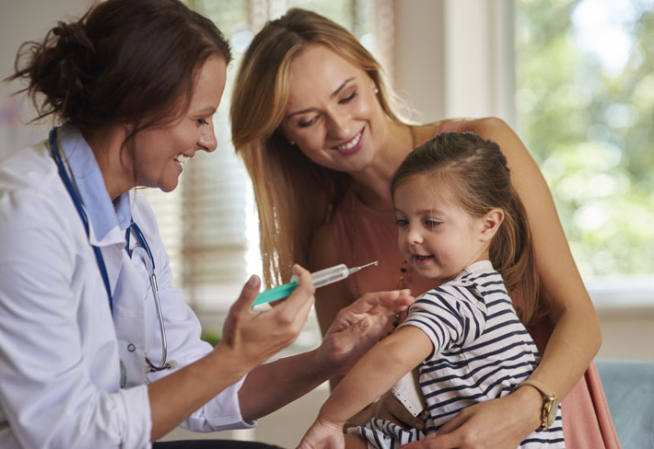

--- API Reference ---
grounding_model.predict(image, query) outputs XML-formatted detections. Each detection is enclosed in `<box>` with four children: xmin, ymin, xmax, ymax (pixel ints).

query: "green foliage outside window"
<box><xmin>515</xmin><ymin>0</ymin><xmax>654</xmax><ymax>278</ymax></box>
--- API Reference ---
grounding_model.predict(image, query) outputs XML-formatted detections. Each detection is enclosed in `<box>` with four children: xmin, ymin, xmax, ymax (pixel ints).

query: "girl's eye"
<box><xmin>425</xmin><ymin>220</ymin><xmax>440</xmax><ymax>228</ymax></box>
<box><xmin>339</xmin><ymin>91</ymin><xmax>357</xmax><ymax>104</ymax></box>
<box><xmin>395</xmin><ymin>218</ymin><xmax>409</xmax><ymax>227</ymax></box>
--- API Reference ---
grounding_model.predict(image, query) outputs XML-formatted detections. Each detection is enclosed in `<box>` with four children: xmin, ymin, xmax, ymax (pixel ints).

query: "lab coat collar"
<box><xmin>58</xmin><ymin>125</ymin><xmax>131</xmax><ymax>246</ymax></box>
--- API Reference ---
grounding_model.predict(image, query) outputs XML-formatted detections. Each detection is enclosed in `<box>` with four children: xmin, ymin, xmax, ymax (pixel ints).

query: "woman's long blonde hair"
<box><xmin>231</xmin><ymin>8</ymin><xmax>409</xmax><ymax>287</ymax></box>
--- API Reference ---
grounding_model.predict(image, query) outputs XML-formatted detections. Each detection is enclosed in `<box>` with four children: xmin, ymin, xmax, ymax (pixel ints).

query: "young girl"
<box><xmin>298</xmin><ymin>132</ymin><xmax>566</xmax><ymax>449</ymax></box>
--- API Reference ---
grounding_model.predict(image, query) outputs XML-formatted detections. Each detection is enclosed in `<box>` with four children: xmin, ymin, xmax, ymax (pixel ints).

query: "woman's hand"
<box><xmin>217</xmin><ymin>265</ymin><xmax>316</xmax><ymax>375</ymax></box>
<box><xmin>316</xmin><ymin>289</ymin><xmax>414</xmax><ymax>376</ymax></box>
<box><xmin>401</xmin><ymin>388</ymin><xmax>541</xmax><ymax>449</ymax></box>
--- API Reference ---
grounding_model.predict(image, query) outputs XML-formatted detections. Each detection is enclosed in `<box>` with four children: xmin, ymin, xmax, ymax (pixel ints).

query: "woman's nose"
<box><xmin>199</xmin><ymin>123</ymin><xmax>217</xmax><ymax>152</ymax></box>
<box><xmin>326</xmin><ymin>112</ymin><xmax>351</xmax><ymax>140</ymax></box>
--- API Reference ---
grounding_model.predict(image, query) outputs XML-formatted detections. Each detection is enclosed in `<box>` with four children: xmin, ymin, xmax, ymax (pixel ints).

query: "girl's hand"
<box><xmin>298</xmin><ymin>418</ymin><xmax>345</xmax><ymax>449</ymax></box>
<box><xmin>316</xmin><ymin>290</ymin><xmax>414</xmax><ymax>375</ymax></box>
<box><xmin>217</xmin><ymin>265</ymin><xmax>315</xmax><ymax>375</ymax></box>
<box><xmin>400</xmin><ymin>390</ymin><xmax>540</xmax><ymax>449</ymax></box>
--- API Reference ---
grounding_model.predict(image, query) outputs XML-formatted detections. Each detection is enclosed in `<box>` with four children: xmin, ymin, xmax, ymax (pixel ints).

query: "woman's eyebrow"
<box><xmin>286</xmin><ymin>77</ymin><xmax>355</xmax><ymax>119</ymax></box>
<box><xmin>330</xmin><ymin>77</ymin><xmax>355</xmax><ymax>98</ymax></box>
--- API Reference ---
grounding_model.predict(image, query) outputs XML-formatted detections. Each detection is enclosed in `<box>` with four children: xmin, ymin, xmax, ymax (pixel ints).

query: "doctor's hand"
<box><xmin>316</xmin><ymin>289</ymin><xmax>414</xmax><ymax>377</ymax></box>
<box><xmin>217</xmin><ymin>265</ymin><xmax>315</xmax><ymax>375</ymax></box>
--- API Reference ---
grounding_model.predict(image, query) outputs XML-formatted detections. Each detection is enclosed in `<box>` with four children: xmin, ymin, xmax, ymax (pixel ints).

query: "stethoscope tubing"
<box><xmin>48</xmin><ymin>128</ymin><xmax>171</xmax><ymax>372</ymax></box>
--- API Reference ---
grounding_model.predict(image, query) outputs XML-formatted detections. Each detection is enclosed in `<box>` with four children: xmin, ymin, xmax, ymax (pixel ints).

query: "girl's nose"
<box><xmin>407</xmin><ymin>227</ymin><xmax>423</xmax><ymax>245</ymax></box>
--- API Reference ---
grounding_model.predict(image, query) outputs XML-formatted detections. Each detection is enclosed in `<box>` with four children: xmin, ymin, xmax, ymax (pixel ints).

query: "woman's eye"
<box><xmin>339</xmin><ymin>91</ymin><xmax>357</xmax><ymax>104</ymax></box>
<box><xmin>197</xmin><ymin>118</ymin><xmax>209</xmax><ymax>126</ymax></box>
<box><xmin>298</xmin><ymin>116</ymin><xmax>318</xmax><ymax>128</ymax></box>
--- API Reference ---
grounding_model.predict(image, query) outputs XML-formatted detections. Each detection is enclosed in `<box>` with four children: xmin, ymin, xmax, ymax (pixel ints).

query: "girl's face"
<box><xmin>279</xmin><ymin>44</ymin><xmax>388</xmax><ymax>173</ymax></box>
<box><xmin>393</xmin><ymin>174</ymin><xmax>493</xmax><ymax>284</ymax></box>
<box><xmin>131</xmin><ymin>54</ymin><xmax>227</xmax><ymax>193</ymax></box>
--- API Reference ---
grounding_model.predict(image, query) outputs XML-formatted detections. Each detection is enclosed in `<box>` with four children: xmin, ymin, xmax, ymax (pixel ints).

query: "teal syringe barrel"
<box><xmin>252</xmin><ymin>264</ymin><xmax>351</xmax><ymax>307</ymax></box>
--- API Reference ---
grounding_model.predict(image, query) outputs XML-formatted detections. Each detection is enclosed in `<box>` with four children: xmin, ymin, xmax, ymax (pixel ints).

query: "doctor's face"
<box><xmin>132</xmin><ymin>54</ymin><xmax>227</xmax><ymax>193</ymax></box>
<box><xmin>278</xmin><ymin>44</ymin><xmax>389</xmax><ymax>174</ymax></box>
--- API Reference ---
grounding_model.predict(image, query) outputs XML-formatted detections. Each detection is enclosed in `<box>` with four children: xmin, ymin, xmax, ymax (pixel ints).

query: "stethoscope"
<box><xmin>48</xmin><ymin>128</ymin><xmax>172</xmax><ymax>372</ymax></box>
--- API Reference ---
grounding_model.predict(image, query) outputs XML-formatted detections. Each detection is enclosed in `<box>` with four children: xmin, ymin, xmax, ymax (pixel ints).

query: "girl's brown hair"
<box><xmin>231</xmin><ymin>8</ymin><xmax>410</xmax><ymax>288</ymax></box>
<box><xmin>391</xmin><ymin>132</ymin><xmax>543</xmax><ymax>324</ymax></box>
<box><xmin>8</xmin><ymin>0</ymin><xmax>231</xmax><ymax>141</ymax></box>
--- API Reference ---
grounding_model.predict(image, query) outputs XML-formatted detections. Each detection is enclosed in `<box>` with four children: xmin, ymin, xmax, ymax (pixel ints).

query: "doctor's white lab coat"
<box><xmin>0</xmin><ymin>128</ymin><xmax>254</xmax><ymax>449</ymax></box>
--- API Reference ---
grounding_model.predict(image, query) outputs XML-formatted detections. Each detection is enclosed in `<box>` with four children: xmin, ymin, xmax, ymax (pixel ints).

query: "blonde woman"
<box><xmin>231</xmin><ymin>8</ymin><xmax>618</xmax><ymax>449</ymax></box>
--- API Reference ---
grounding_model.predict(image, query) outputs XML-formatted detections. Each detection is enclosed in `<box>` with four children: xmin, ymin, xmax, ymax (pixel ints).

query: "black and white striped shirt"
<box><xmin>399</xmin><ymin>260</ymin><xmax>565</xmax><ymax>448</ymax></box>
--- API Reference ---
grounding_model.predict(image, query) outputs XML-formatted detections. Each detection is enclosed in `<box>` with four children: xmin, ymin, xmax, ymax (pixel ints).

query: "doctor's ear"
<box><xmin>478</xmin><ymin>208</ymin><xmax>504</xmax><ymax>242</ymax></box>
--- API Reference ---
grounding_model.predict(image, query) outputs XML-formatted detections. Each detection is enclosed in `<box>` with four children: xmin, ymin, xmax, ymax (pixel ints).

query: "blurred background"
<box><xmin>1</xmin><ymin>0</ymin><xmax>653</xmax><ymax>446</ymax></box>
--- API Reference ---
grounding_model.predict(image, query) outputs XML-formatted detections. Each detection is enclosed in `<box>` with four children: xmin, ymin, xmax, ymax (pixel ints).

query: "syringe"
<box><xmin>252</xmin><ymin>261</ymin><xmax>379</xmax><ymax>307</ymax></box>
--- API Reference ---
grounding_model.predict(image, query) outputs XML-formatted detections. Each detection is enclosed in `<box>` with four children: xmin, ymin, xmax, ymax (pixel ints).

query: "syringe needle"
<box><xmin>348</xmin><ymin>260</ymin><xmax>379</xmax><ymax>275</ymax></box>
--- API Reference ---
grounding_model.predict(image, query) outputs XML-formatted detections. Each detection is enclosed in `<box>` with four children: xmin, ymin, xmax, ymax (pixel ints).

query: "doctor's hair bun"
<box><xmin>6</xmin><ymin>0</ymin><xmax>231</xmax><ymax>134</ymax></box>
<box><xmin>9</xmin><ymin>19</ymin><xmax>96</xmax><ymax>126</ymax></box>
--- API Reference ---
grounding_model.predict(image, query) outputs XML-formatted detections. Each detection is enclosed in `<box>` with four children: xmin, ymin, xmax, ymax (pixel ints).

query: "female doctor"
<box><xmin>0</xmin><ymin>1</ymin><xmax>413</xmax><ymax>448</ymax></box>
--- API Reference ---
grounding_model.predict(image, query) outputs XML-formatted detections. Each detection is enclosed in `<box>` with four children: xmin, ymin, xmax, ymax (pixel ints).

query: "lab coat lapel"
<box><xmin>112</xmin><ymin>247</ymin><xmax>151</xmax><ymax>387</ymax></box>
<box><xmin>91</xmin><ymin>224</ymin><xmax>151</xmax><ymax>387</ymax></box>
<box><xmin>88</xmin><ymin>224</ymin><xmax>125</xmax><ymax>301</ymax></box>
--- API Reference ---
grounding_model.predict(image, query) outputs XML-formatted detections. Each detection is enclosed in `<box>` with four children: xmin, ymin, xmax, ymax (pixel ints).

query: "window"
<box><xmin>515</xmin><ymin>0</ymin><xmax>654</xmax><ymax>287</ymax></box>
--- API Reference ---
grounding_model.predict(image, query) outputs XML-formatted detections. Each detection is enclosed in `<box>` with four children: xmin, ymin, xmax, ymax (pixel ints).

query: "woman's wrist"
<box><xmin>512</xmin><ymin>383</ymin><xmax>545</xmax><ymax>431</ymax></box>
<box><xmin>209</xmin><ymin>342</ymin><xmax>256</xmax><ymax>382</ymax></box>
<box><xmin>311</xmin><ymin>345</ymin><xmax>342</xmax><ymax>380</ymax></box>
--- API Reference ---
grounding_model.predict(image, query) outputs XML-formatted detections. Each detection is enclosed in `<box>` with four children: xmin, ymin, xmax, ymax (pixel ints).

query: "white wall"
<box><xmin>394</xmin><ymin>0</ymin><xmax>515</xmax><ymax>126</ymax></box>
<box><xmin>0</xmin><ymin>0</ymin><xmax>93</xmax><ymax>159</ymax></box>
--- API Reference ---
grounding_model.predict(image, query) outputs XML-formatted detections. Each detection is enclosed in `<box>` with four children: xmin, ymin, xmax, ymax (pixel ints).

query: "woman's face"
<box><xmin>279</xmin><ymin>44</ymin><xmax>388</xmax><ymax>173</ymax></box>
<box><xmin>131</xmin><ymin>54</ymin><xmax>227</xmax><ymax>193</ymax></box>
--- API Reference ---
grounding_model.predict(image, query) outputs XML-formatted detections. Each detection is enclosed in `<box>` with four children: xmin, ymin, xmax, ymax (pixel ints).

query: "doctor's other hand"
<box><xmin>317</xmin><ymin>289</ymin><xmax>414</xmax><ymax>376</ymax></box>
<box><xmin>218</xmin><ymin>265</ymin><xmax>315</xmax><ymax>374</ymax></box>
<box><xmin>400</xmin><ymin>390</ymin><xmax>538</xmax><ymax>449</ymax></box>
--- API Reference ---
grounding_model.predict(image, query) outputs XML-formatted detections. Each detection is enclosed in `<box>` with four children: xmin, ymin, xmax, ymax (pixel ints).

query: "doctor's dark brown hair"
<box><xmin>7</xmin><ymin>0</ymin><xmax>231</xmax><ymax>136</ymax></box>
<box><xmin>391</xmin><ymin>132</ymin><xmax>543</xmax><ymax>325</ymax></box>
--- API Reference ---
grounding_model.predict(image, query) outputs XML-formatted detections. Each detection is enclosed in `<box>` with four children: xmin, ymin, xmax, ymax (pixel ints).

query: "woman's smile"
<box><xmin>332</xmin><ymin>127</ymin><xmax>365</xmax><ymax>155</ymax></box>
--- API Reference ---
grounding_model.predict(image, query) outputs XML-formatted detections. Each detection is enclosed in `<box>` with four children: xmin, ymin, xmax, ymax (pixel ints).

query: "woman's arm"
<box><xmin>403</xmin><ymin>117</ymin><xmax>601</xmax><ymax>448</ymax></box>
<box><xmin>149</xmin><ymin>266</ymin><xmax>317</xmax><ymax>440</ymax></box>
<box><xmin>468</xmin><ymin>117</ymin><xmax>601</xmax><ymax>400</ymax></box>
